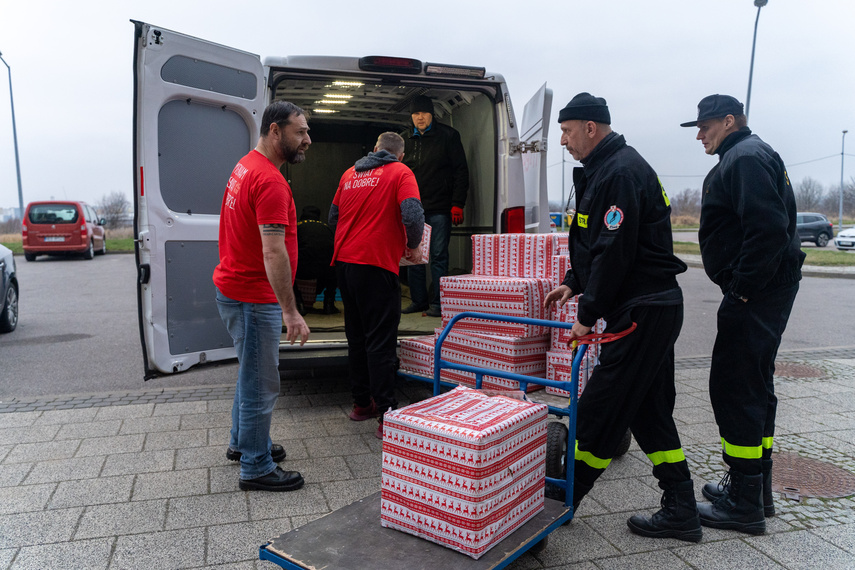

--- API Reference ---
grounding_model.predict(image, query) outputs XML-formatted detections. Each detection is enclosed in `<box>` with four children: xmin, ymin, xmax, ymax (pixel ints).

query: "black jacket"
<box><xmin>561</xmin><ymin>133</ymin><xmax>686</xmax><ymax>326</ymax></box>
<box><xmin>698</xmin><ymin>128</ymin><xmax>804</xmax><ymax>298</ymax></box>
<box><xmin>402</xmin><ymin>121</ymin><xmax>469</xmax><ymax>215</ymax></box>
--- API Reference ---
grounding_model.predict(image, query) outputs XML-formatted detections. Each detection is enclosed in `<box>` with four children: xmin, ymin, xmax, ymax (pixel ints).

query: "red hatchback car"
<box><xmin>22</xmin><ymin>201</ymin><xmax>107</xmax><ymax>261</ymax></box>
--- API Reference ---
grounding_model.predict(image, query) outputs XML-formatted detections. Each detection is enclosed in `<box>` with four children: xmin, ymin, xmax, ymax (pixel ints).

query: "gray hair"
<box><xmin>376</xmin><ymin>132</ymin><xmax>405</xmax><ymax>156</ymax></box>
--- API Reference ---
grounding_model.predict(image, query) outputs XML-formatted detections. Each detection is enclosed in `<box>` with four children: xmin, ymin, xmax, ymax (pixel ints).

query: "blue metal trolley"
<box><xmin>259</xmin><ymin>312</ymin><xmax>585</xmax><ymax>569</ymax></box>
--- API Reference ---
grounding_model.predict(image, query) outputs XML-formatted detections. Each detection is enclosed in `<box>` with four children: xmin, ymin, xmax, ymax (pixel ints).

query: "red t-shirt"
<box><xmin>332</xmin><ymin>161</ymin><xmax>420</xmax><ymax>274</ymax></box>
<box><xmin>213</xmin><ymin>150</ymin><xmax>297</xmax><ymax>304</ymax></box>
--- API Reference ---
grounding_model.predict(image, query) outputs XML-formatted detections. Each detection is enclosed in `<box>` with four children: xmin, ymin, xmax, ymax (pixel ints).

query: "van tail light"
<box><xmin>80</xmin><ymin>223</ymin><xmax>88</xmax><ymax>238</ymax></box>
<box><xmin>501</xmin><ymin>207</ymin><xmax>525</xmax><ymax>234</ymax></box>
<box><xmin>21</xmin><ymin>224</ymin><xmax>27</xmax><ymax>240</ymax></box>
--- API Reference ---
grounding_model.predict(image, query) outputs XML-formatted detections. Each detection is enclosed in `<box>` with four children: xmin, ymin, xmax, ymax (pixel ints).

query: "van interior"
<box><xmin>267</xmin><ymin>71</ymin><xmax>502</xmax><ymax>339</ymax></box>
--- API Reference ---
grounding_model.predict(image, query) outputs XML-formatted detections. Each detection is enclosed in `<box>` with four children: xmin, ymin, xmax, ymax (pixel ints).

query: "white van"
<box><xmin>132</xmin><ymin>20</ymin><xmax>552</xmax><ymax>378</ymax></box>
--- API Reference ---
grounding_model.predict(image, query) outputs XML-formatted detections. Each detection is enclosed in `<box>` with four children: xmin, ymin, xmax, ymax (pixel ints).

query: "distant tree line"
<box><xmin>668</xmin><ymin>176</ymin><xmax>855</xmax><ymax>220</ymax></box>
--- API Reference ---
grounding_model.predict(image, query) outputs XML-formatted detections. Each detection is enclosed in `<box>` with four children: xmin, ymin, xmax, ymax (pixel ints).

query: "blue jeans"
<box><xmin>408</xmin><ymin>212</ymin><xmax>451</xmax><ymax>309</ymax></box>
<box><xmin>216</xmin><ymin>289</ymin><xmax>282</xmax><ymax>480</ymax></box>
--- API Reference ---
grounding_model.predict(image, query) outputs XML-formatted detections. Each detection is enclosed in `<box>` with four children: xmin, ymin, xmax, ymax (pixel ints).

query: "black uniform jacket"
<box><xmin>698</xmin><ymin>128</ymin><xmax>804</xmax><ymax>298</ymax></box>
<box><xmin>561</xmin><ymin>133</ymin><xmax>686</xmax><ymax>327</ymax></box>
<box><xmin>403</xmin><ymin>121</ymin><xmax>469</xmax><ymax>215</ymax></box>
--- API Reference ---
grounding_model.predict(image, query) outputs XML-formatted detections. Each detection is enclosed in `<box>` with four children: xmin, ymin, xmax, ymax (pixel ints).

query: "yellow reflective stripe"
<box><xmin>575</xmin><ymin>441</ymin><xmax>611</xmax><ymax>470</ymax></box>
<box><xmin>646</xmin><ymin>448</ymin><xmax>686</xmax><ymax>466</ymax></box>
<box><xmin>577</xmin><ymin>214</ymin><xmax>588</xmax><ymax>228</ymax></box>
<box><xmin>658</xmin><ymin>178</ymin><xmax>671</xmax><ymax>207</ymax></box>
<box><xmin>721</xmin><ymin>437</ymin><xmax>763</xmax><ymax>460</ymax></box>
<box><xmin>762</xmin><ymin>437</ymin><xmax>774</xmax><ymax>450</ymax></box>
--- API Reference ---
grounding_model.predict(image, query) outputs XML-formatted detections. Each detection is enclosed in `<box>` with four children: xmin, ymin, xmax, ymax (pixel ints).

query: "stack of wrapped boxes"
<box><xmin>381</xmin><ymin>386</ymin><xmax>548</xmax><ymax>559</ymax></box>
<box><xmin>399</xmin><ymin>232</ymin><xmax>602</xmax><ymax>396</ymax></box>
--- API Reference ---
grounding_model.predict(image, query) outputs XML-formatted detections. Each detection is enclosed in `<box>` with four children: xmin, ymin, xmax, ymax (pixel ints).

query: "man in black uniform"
<box><xmin>681</xmin><ymin>94</ymin><xmax>803</xmax><ymax>535</ymax></box>
<box><xmin>544</xmin><ymin>93</ymin><xmax>700</xmax><ymax>542</ymax></box>
<box><xmin>401</xmin><ymin>95</ymin><xmax>469</xmax><ymax>318</ymax></box>
<box><xmin>295</xmin><ymin>205</ymin><xmax>338</xmax><ymax>314</ymax></box>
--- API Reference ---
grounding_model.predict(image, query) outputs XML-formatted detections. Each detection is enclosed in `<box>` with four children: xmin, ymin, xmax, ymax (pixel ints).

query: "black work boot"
<box><xmin>702</xmin><ymin>459</ymin><xmax>775</xmax><ymax>517</ymax></box>
<box><xmin>698</xmin><ymin>470</ymin><xmax>765</xmax><ymax>535</ymax></box>
<box><xmin>322</xmin><ymin>297</ymin><xmax>340</xmax><ymax>314</ymax></box>
<box><xmin>627</xmin><ymin>480</ymin><xmax>702</xmax><ymax>542</ymax></box>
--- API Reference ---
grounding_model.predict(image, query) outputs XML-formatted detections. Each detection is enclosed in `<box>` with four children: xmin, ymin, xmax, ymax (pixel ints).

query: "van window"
<box><xmin>28</xmin><ymin>204</ymin><xmax>79</xmax><ymax>224</ymax></box>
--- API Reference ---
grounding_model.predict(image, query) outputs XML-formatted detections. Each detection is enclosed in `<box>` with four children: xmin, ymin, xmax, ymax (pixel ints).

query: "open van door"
<box><xmin>132</xmin><ymin>21</ymin><xmax>265</xmax><ymax>378</ymax></box>
<box><xmin>519</xmin><ymin>83</ymin><xmax>552</xmax><ymax>233</ymax></box>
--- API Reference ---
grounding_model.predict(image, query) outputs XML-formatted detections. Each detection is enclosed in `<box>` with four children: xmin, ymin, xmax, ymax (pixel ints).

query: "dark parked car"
<box><xmin>0</xmin><ymin>243</ymin><xmax>18</xmax><ymax>333</ymax></box>
<box><xmin>796</xmin><ymin>212</ymin><xmax>834</xmax><ymax>247</ymax></box>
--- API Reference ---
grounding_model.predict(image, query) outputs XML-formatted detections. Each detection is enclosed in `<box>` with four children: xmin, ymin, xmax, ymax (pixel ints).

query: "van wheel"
<box><xmin>83</xmin><ymin>240</ymin><xmax>95</xmax><ymax>260</ymax></box>
<box><xmin>816</xmin><ymin>233</ymin><xmax>830</xmax><ymax>247</ymax></box>
<box><xmin>97</xmin><ymin>238</ymin><xmax>107</xmax><ymax>256</ymax></box>
<box><xmin>24</xmin><ymin>253</ymin><xmax>36</xmax><ymax>262</ymax></box>
<box><xmin>0</xmin><ymin>282</ymin><xmax>18</xmax><ymax>333</ymax></box>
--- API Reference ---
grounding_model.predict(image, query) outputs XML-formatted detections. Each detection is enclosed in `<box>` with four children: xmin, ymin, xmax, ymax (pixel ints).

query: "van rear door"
<box><xmin>519</xmin><ymin>83</ymin><xmax>552</xmax><ymax>233</ymax></box>
<box><xmin>132</xmin><ymin>21</ymin><xmax>265</xmax><ymax>378</ymax></box>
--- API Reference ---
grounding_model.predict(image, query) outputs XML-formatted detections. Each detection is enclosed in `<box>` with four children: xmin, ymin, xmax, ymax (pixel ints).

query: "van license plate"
<box><xmin>44</xmin><ymin>236</ymin><xmax>65</xmax><ymax>242</ymax></box>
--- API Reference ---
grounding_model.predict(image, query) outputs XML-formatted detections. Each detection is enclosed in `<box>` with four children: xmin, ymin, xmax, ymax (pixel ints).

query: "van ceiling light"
<box><xmin>424</xmin><ymin>62</ymin><xmax>486</xmax><ymax>79</ymax></box>
<box><xmin>324</xmin><ymin>94</ymin><xmax>352</xmax><ymax>99</ymax></box>
<box><xmin>332</xmin><ymin>81</ymin><xmax>364</xmax><ymax>87</ymax></box>
<box><xmin>313</xmin><ymin>109</ymin><xmax>338</xmax><ymax>114</ymax></box>
<box><xmin>358</xmin><ymin>56</ymin><xmax>422</xmax><ymax>75</ymax></box>
<box><xmin>315</xmin><ymin>99</ymin><xmax>347</xmax><ymax>105</ymax></box>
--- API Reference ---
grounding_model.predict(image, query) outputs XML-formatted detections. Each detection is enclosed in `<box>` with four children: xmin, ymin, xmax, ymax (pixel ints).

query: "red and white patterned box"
<box><xmin>545</xmin><ymin>349</ymin><xmax>598</xmax><ymax>398</ymax></box>
<box><xmin>398</xmin><ymin>336</ymin><xmax>435</xmax><ymax>378</ymax></box>
<box><xmin>550</xmin><ymin>299</ymin><xmax>579</xmax><ymax>351</ymax></box>
<box><xmin>397</xmin><ymin>334</ymin><xmax>546</xmax><ymax>392</ymax></box>
<box><xmin>551</xmin><ymin>255</ymin><xmax>572</xmax><ymax>288</ymax></box>
<box><xmin>435</xmin><ymin>328</ymin><xmax>548</xmax><ymax>392</ymax></box>
<box><xmin>440</xmin><ymin>275</ymin><xmax>552</xmax><ymax>338</ymax></box>
<box><xmin>471</xmin><ymin>234</ymin><xmax>560</xmax><ymax>280</ymax></box>
<box><xmin>381</xmin><ymin>387</ymin><xmax>547</xmax><ymax>559</ymax></box>
<box><xmin>400</xmin><ymin>223</ymin><xmax>432</xmax><ymax>267</ymax></box>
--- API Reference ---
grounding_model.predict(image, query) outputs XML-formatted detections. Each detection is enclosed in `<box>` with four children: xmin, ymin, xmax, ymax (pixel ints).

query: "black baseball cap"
<box><xmin>680</xmin><ymin>94</ymin><xmax>744</xmax><ymax>127</ymax></box>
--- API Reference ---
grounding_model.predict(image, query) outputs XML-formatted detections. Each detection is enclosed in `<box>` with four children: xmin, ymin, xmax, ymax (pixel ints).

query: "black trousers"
<box><xmin>709</xmin><ymin>282</ymin><xmax>799</xmax><ymax>474</ymax></box>
<box><xmin>575</xmin><ymin>304</ymin><xmax>691</xmax><ymax>491</ymax></box>
<box><xmin>336</xmin><ymin>262</ymin><xmax>401</xmax><ymax>412</ymax></box>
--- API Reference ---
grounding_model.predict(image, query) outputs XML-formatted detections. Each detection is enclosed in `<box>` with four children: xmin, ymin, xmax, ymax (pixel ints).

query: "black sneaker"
<box><xmin>226</xmin><ymin>443</ymin><xmax>287</xmax><ymax>463</ymax></box>
<box><xmin>239</xmin><ymin>466</ymin><xmax>304</xmax><ymax>492</ymax></box>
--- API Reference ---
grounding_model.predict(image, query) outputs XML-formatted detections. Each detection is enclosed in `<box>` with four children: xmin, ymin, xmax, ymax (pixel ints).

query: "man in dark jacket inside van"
<box><xmin>295</xmin><ymin>205</ymin><xmax>338</xmax><ymax>315</ymax></box>
<box><xmin>544</xmin><ymin>92</ymin><xmax>701</xmax><ymax>542</ymax></box>
<box><xmin>681</xmin><ymin>94</ymin><xmax>804</xmax><ymax>535</ymax></box>
<box><xmin>401</xmin><ymin>95</ymin><xmax>469</xmax><ymax>318</ymax></box>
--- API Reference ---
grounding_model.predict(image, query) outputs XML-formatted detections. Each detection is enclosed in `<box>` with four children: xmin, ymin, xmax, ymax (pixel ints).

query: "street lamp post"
<box><xmin>840</xmin><ymin>130</ymin><xmax>848</xmax><ymax>231</ymax></box>
<box><xmin>0</xmin><ymin>51</ymin><xmax>24</xmax><ymax>224</ymax></box>
<box><xmin>745</xmin><ymin>0</ymin><xmax>768</xmax><ymax>120</ymax></box>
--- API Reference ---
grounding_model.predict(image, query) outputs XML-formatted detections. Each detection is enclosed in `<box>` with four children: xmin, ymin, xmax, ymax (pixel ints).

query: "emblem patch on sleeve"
<box><xmin>604</xmin><ymin>206</ymin><xmax>624</xmax><ymax>230</ymax></box>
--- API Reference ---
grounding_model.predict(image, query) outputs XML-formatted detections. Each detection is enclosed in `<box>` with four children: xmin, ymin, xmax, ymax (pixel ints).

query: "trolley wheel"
<box><xmin>614</xmin><ymin>428</ymin><xmax>632</xmax><ymax>457</ymax></box>
<box><xmin>544</xmin><ymin>421</ymin><xmax>568</xmax><ymax>502</ymax></box>
<box><xmin>529</xmin><ymin>536</ymin><xmax>548</xmax><ymax>554</ymax></box>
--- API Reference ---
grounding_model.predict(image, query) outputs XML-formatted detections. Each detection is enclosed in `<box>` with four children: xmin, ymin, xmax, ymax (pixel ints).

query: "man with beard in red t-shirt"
<box><xmin>330</xmin><ymin>132</ymin><xmax>424</xmax><ymax>439</ymax></box>
<box><xmin>214</xmin><ymin>101</ymin><xmax>311</xmax><ymax>492</ymax></box>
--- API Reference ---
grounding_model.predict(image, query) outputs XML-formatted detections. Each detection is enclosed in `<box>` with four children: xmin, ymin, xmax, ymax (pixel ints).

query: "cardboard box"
<box><xmin>545</xmin><ymin>349</ymin><xmax>598</xmax><ymax>398</ymax></box>
<box><xmin>381</xmin><ymin>387</ymin><xmax>547</xmax><ymax>559</ymax></box>
<box><xmin>397</xmin><ymin>333</ymin><xmax>546</xmax><ymax>392</ymax></box>
<box><xmin>471</xmin><ymin>234</ymin><xmax>560</xmax><ymax>280</ymax></box>
<box><xmin>439</xmin><ymin>275</ymin><xmax>552</xmax><ymax>338</ymax></box>
<box><xmin>551</xmin><ymin>255</ymin><xmax>572</xmax><ymax>288</ymax></box>
<box><xmin>400</xmin><ymin>223</ymin><xmax>431</xmax><ymax>267</ymax></box>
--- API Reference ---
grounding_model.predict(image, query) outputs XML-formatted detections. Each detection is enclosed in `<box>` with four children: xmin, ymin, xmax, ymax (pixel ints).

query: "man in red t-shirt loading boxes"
<box><xmin>213</xmin><ymin>101</ymin><xmax>311</xmax><ymax>492</ymax></box>
<box><xmin>330</xmin><ymin>132</ymin><xmax>425</xmax><ymax>439</ymax></box>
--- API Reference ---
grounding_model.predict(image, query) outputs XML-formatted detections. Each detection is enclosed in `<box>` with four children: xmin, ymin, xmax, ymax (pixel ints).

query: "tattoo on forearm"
<box><xmin>262</xmin><ymin>224</ymin><xmax>286</xmax><ymax>236</ymax></box>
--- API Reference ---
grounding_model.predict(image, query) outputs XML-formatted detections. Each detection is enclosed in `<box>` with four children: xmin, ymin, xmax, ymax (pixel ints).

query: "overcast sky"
<box><xmin>1</xmin><ymin>0</ymin><xmax>853</xmax><ymax>214</ymax></box>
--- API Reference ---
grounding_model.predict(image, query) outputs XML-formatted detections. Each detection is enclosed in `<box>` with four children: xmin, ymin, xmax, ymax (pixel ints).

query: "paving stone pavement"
<box><xmin>1</xmin><ymin>360</ymin><xmax>854</xmax><ymax>569</ymax></box>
